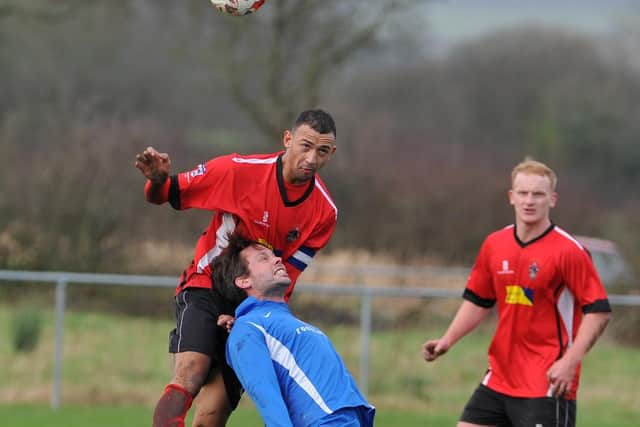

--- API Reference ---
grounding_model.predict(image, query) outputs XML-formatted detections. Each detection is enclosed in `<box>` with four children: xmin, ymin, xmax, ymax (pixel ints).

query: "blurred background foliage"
<box><xmin>0</xmin><ymin>0</ymin><xmax>639</xmax><ymax>277</ymax></box>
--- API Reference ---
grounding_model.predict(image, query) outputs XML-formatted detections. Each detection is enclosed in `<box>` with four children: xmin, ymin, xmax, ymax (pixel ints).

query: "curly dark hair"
<box><xmin>210</xmin><ymin>233</ymin><xmax>254</xmax><ymax>309</ymax></box>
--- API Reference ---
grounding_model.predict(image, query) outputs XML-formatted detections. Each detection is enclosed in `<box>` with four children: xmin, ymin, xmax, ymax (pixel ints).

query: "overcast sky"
<box><xmin>424</xmin><ymin>0</ymin><xmax>637</xmax><ymax>44</ymax></box>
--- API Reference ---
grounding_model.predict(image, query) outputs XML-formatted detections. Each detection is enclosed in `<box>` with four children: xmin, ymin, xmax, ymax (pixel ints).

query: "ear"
<box><xmin>234</xmin><ymin>275</ymin><xmax>251</xmax><ymax>290</ymax></box>
<box><xmin>549</xmin><ymin>191</ymin><xmax>558</xmax><ymax>208</ymax></box>
<box><xmin>508</xmin><ymin>189</ymin><xmax>515</xmax><ymax>206</ymax></box>
<box><xmin>283</xmin><ymin>130</ymin><xmax>292</xmax><ymax>149</ymax></box>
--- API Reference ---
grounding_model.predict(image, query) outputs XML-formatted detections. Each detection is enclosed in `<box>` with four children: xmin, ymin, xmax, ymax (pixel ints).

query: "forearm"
<box><xmin>563</xmin><ymin>312</ymin><xmax>611</xmax><ymax>363</ymax></box>
<box><xmin>442</xmin><ymin>300</ymin><xmax>491</xmax><ymax>347</ymax></box>
<box><xmin>144</xmin><ymin>177</ymin><xmax>170</xmax><ymax>204</ymax></box>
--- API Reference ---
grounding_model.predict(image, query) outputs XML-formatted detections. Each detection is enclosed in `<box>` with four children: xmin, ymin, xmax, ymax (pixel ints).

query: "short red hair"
<box><xmin>511</xmin><ymin>159</ymin><xmax>557</xmax><ymax>191</ymax></box>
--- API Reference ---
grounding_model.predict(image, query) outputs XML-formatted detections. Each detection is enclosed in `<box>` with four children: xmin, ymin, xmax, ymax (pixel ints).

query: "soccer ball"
<box><xmin>210</xmin><ymin>0</ymin><xmax>265</xmax><ymax>16</ymax></box>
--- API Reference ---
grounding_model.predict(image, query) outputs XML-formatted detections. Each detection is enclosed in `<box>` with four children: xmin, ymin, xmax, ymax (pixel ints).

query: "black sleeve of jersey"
<box><xmin>168</xmin><ymin>175</ymin><xmax>180</xmax><ymax>210</ymax></box>
<box><xmin>463</xmin><ymin>288</ymin><xmax>496</xmax><ymax>308</ymax></box>
<box><xmin>583</xmin><ymin>299</ymin><xmax>612</xmax><ymax>313</ymax></box>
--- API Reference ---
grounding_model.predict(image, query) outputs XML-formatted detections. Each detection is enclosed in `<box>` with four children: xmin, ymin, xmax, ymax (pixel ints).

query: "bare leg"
<box><xmin>191</xmin><ymin>371</ymin><xmax>233</xmax><ymax>427</ymax></box>
<box><xmin>153</xmin><ymin>351</ymin><xmax>211</xmax><ymax>427</ymax></box>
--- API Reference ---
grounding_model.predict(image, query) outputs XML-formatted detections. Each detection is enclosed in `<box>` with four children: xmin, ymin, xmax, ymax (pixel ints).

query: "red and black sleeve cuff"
<box><xmin>463</xmin><ymin>288</ymin><xmax>496</xmax><ymax>308</ymax></box>
<box><xmin>583</xmin><ymin>299</ymin><xmax>612</xmax><ymax>314</ymax></box>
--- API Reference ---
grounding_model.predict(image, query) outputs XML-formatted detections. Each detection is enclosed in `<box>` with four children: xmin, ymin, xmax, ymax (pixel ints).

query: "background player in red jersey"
<box><xmin>134</xmin><ymin>109</ymin><xmax>338</xmax><ymax>427</ymax></box>
<box><xmin>422</xmin><ymin>159</ymin><xmax>611</xmax><ymax>427</ymax></box>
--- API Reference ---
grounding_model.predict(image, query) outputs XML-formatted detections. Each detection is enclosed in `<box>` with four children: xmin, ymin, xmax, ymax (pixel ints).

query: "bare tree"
<box><xmin>209</xmin><ymin>0</ymin><xmax>424</xmax><ymax>138</ymax></box>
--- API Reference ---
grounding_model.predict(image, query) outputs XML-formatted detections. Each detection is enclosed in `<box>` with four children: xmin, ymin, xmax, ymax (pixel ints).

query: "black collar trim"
<box><xmin>276</xmin><ymin>155</ymin><xmax>315</xmax><ymax>207</ymax></box>
<box><xmin>514</xmin><ymin>223</ymin><xmax>555</xmax><ymax>247</ymax></box>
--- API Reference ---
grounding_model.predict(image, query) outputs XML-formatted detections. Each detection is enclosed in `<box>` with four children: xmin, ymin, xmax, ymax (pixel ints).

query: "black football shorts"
<box><xmin>168</xmin><ymin>287</ymin><xmax>243</xmax><ymax>408</ymax></box>
<box><xmin>460</xmin><ymin>384</ymin><xmax>576</xmax><ymax>427</ymax></box>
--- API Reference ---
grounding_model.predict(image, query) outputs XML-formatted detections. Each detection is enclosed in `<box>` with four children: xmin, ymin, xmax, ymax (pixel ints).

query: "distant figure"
<box><xmin>134</xmin><ymin>109</ymin><xmax>339</xmax><ymax>427</ymax></box>
<box><xmin>422</xmin><ymin>159</ymin><xmax>611</xmax><ymax>427</ymax></box>
<box><xmin>212</xmin><ymin>233</ymin><xmax>375</xmax><ymax>427</ymax></box>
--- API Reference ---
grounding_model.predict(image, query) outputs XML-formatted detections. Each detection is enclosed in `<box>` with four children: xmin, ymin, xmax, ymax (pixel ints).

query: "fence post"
<box><xmin>359</xmin><ymin>290</ymin><xmax>372</xmax><ymax>397</ymax></box>
<box><xmin>52</xmin><ymin>278</ymin><xmax>67</xmax><ymax>409</ymax></box>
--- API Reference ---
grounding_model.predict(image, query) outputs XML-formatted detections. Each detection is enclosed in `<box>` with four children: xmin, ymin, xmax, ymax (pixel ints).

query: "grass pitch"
<box><xmin>1</xmin><ymin>302</ymin><xmax>639</xmax><ymax>426</ymax></box>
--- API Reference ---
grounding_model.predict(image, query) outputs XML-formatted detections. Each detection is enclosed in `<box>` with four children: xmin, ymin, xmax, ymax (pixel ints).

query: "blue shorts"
<box><xmin>311</xmin><ymin>406</ymin><xmax>375</xmax><ymax>427</ymax></box>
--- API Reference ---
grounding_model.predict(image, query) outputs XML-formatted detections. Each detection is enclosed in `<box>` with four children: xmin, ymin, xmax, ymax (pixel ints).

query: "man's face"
<box><xmin>281</xmin><ymin>124</ymin><xmax>336</xmax><ymax>184</ymax></box>
<box><xmin>509</xmin><ymin>172</ymin><xmax>557</xmax><ymax>227</ymax></box>
<box><xmin>241</xmin><ymin>244</ymin><xmax>291</xmax><ymax>297</ymax></box>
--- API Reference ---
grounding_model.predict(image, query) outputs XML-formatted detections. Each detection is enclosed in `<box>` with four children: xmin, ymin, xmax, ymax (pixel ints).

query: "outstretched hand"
<box><xmin>217</xmin><ymin>314</ymin><xmax>236</xmax><ymax>333</ymax></box>
<box><xmin>421</xmin><ymin>338</ymin><xmax>450</xmax><ymax>362</ymax></box>
<box><xmin>135</xmin><ymin>146</ymin><xmax>171</xmax><ymax>183</ymax></box>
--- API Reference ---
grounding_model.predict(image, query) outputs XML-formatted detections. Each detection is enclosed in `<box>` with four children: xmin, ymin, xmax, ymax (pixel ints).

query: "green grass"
<box><xmin>1</xmin><ymin>303</ymin><xmax>639</xmax><ymax>426</ymax></box>
<box><xmin>0</xmin><ymin>404</ymin><xmax>262</xmax><ymax>427</ymax></box>
<box><xmin>1</xmin><ymin>403</ymin><xmax>638</xmax><ymax>427</ymax></box>
<box><xmin>0</xmin><ymin>404</ymin><xmax>456</xmax><ymax>427</ymax></box>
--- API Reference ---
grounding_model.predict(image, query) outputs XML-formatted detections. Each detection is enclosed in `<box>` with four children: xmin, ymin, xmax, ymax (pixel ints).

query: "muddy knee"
<box><xmin>173</xmin><ymin>351</ymin><xmax>212</xmax><ymax>396</ymax></box>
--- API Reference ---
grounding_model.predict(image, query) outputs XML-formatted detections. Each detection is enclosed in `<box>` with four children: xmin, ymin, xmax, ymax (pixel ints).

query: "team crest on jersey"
<box><xmin>529</xmin><ymin>261</ymin><xmax>539</xmax><ymax>280</ymax></box>
<box><xmin>286</xmin><ymin>227</ymin><xmax>300</xmax><ymax>242</ymax></box>
<box><xmin>189</xmin><ymin>163</ymin><xmax>207</xmax><ymax>178</ymax></box>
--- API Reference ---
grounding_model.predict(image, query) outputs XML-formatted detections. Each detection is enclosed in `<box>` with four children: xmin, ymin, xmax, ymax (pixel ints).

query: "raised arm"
<box><xmin>227</xmin><ymin>325</ymin><xmax>294</xmax><ymax>427</ymax></box>
<box><xmin>422</xmin><ymin>300</ymin><xmax>491</xmax><ymax>362</ymax></box>
<box><xmin>134</xmin><ymin>146</ymin><xmax>172</xmax><ymax>204</ymax></box>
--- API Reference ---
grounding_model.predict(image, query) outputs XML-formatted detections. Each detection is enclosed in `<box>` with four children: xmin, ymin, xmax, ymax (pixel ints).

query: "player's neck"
<box><xmin>254</xmin><ymin>294</ymin><xmax>286</xmax><ymax>304</ymax></box>
<box><xmin>515</xmin><ymin>218</ymin><xmax>552</xmax><ymax>243</ymax></box>
<box><xmin>251</xmin><ymin>287</ymin><xmax>287</xmax><ymax>303</ymax></box>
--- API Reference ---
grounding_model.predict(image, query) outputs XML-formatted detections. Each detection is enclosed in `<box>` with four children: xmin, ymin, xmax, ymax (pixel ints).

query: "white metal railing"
<box><xmin>1</xmin><ymin>269</ymin><xmax>638</xmax><ymax>408</ymax></box>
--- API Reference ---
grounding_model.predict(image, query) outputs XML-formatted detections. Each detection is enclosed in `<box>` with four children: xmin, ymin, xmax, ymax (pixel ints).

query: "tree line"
<box><xmin>1</xmin><ymin>1</ymin><xmax>638</xmax><ymax>276</ymax></box>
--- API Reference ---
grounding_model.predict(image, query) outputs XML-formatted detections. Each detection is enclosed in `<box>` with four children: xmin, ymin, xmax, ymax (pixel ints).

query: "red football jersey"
<box><xmin>162</xmin><ymin>152</ymin><xmax>337</xmax><ymax>300</ymax></box>
<box><xmin>465</xmin><ymin>224</ymin><xmax>611</xmax><ymax>400</ymax></box>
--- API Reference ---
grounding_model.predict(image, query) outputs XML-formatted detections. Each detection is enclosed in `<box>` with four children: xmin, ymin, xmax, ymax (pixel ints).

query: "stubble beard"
<box><xmin>263</xmin><ymin>279</ymin><xmax>291</xmax><ymax>298</ymax></box>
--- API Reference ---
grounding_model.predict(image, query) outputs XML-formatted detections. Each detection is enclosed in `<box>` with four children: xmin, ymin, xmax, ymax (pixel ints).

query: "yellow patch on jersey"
<box><xmin>505</xmin><ymin>285</ymin><xmax>534</xmax><ymax>306</ymax></box>
<box><xmin>257</xmin><ymin>238</ymin><xmax>273</xmax><ymax>250</ymax></box>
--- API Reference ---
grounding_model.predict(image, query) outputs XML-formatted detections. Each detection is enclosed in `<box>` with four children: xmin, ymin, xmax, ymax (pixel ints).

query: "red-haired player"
<box><xmin>422</xmin><ymin>159</ymin><xmax>611</xmax><ymax>427</ymax></box>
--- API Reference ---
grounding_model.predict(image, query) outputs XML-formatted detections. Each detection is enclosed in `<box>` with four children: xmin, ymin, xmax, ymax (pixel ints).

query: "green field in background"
<box><xmin>1</xmin><ymin>403</ymin><xmax>639</xmax><ymax>427</ymax></box>
<box><xmin>0</xmin><ymin>405</ymin><xmax>453</xmax><ymax>427</ymax></box>
<box><xmin>1</xmin><ymin>304</ymin><xmax>638</xmax><ymax>426</ymax></box>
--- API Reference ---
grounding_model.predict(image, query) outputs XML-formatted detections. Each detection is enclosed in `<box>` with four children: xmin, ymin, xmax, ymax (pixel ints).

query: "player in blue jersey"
<box><xmin>211</xmin><ymin>233</ymin><xmax>375</xmax><ymax>427</ymax></box>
